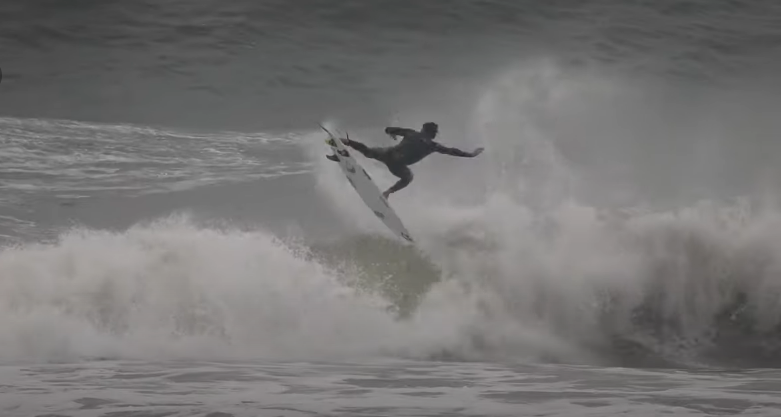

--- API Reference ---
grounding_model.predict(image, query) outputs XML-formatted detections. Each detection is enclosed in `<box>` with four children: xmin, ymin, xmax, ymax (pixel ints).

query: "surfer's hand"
<box><xmin>471</xmin><ymin>147</ymin><xmax>484</xmax><ymax>157</ymax></box>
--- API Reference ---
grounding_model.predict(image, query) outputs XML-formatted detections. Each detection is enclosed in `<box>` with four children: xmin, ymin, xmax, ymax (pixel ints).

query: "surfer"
<box><xmin>327</xmin><ymin>122</ymin><xmax>484</xmax><ymax>199</ymax></box>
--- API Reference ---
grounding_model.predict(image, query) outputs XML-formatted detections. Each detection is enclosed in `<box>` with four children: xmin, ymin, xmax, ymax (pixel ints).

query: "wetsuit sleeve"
<box><xmin>432</xmin><ymin>142</ymin><xmax>476</xmax><ymax>157</ymax></box>
<box><xmin>384</xmin><ymin>127</ymin><xmax>416</xmax><ymax>139</ymax></box>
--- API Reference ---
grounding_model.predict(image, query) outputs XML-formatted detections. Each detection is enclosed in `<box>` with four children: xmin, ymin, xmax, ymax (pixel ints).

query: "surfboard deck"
<box><xmin>319</xmin><ymin>124</ymin><xmax>414</xmax><ymax>243</ymax></box>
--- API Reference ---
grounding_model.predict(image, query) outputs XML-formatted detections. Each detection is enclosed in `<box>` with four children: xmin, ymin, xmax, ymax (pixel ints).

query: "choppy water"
<box><xmin>2</xmin><ymin>0</ymin><xmax>781</xmax><ymax>415</ymax></box>
<box><xmin>6</xmin><ymin>360</ymin><xmax>781</xmax><ymax>416</ymax></box>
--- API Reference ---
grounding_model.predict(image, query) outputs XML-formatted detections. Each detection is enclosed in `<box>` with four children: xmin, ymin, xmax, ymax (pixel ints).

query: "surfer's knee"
<box><xmin>402</xmin><ymin>169</ymin><xmax>413</xmax><ymax>184</ymax></box>
<box><xmin>388</xmin><ymin>164</ymin><xmax>412</xmax><ymax>181</ymax></box>
<box><xmin>397</xmin><ymin>169</ymin><xmax>413</xmax><ymax>187</ymax></box>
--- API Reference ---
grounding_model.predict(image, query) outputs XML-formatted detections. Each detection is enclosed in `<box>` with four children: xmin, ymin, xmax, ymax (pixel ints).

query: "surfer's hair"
<box><xmin>422</xmin><ymin>122</ymin><xmax>438</xmax><ymax>133</ymax></box>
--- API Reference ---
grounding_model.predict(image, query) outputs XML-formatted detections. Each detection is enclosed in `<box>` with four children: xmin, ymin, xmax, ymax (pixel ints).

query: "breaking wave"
<box><xmin>3</xmin><ymin>60</ymin><xmax>781</xmax><ymax>368</ymax></box>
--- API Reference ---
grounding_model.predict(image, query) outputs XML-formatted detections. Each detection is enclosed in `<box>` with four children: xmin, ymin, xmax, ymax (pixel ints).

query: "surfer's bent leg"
<box><xmin>384</xmin><ymin>164</ymin><xmax>413</xmax><ymax>197</ymax></box>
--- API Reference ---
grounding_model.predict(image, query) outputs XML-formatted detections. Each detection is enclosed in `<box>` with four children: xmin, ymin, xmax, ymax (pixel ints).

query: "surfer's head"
<box><xmin>421</xmin><ymin>122</ymin><xmax>438</xmax><ymax>138</ymax></box>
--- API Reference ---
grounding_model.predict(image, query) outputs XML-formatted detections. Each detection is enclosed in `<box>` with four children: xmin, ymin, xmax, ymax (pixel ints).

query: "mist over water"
<box><xmin>307</xmin><ymin>58</ymin><xmax>781</xmax><ymax>368</ymax></box>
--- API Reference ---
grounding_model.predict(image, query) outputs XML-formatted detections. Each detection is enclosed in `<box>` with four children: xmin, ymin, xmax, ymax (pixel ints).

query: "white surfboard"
<box><xmin>320</xmin><ymin>124</ymin><xmax>414</xmax><ymax>243</ymax></box>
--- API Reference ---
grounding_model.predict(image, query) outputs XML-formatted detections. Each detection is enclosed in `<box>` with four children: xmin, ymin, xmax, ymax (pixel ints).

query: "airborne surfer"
<box><xmin>327</xmin><ymin>122</ymin><xmax>484</xmax><ymax>199</ymax></box>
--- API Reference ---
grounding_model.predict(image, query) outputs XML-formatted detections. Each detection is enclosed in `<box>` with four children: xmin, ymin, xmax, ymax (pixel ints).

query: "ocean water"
<box><xmin>2</xmin><ymin>1</ymin><xmax>781</xmax><ymax>415</ymax></box>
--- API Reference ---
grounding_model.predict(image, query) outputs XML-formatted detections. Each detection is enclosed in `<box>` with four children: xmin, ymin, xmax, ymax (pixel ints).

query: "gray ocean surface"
<box><xmin>3</xmin><ymin>1</ymin><xmax>781</xmax><ymax>415</ymax></box>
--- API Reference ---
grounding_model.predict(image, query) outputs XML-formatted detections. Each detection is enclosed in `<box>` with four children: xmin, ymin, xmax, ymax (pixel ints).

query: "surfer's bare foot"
<box><xmin>382</xmin><ymin>190</ymin><xmax>391</xmax><ymax>199</ymax></box>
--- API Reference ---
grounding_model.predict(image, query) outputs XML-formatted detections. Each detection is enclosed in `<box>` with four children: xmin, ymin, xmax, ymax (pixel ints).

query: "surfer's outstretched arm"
<box><xmin>433</xmin><ymin>142</ymin><xmax>484</xmax><ymax>157</ymax></box>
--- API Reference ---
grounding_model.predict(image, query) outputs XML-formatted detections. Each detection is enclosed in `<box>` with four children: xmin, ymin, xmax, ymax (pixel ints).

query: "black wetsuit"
<box><xmin>343</xmin><ymin>127</ymin><xmax>475</xmax><ymax>195</ymax></box>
